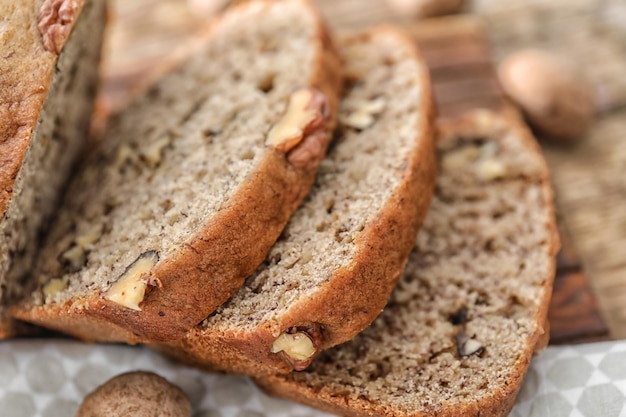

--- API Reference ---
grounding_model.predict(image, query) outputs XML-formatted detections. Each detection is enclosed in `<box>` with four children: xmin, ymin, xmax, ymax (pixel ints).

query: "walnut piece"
<box><xmin>140</xmin><ymin>135</ymin><xmax>172</xmax><ymax>167</ymax></box>
<box><xmin>38</xmin><ymin>0</ymin><xmax>81</xmax><ymax>54</ymax></box>
<box><xmin>266</xmin><ymin>88</ymin><xmax>326</xmax><ymax>153</ymax></box>
<box><xmin>477</xmin><ymin>159</ymin><xmax>507</xmax><ymax>180</ymax></box>
<box><xmin>340</xmin><ymin>97</ymin><xmax>386</xmax><ymax>130</ymax></box>
<box><xmin>459</xmin><ymin>338</ymin><xmax>484</xmax><ymax>356</ymax></box>
<box><xmin>441</xmin><ymin>145</ymin><xmax>480</xmax><ymax>170</ymax></box>
<box><xmin>60</xmin><ymin>245</ymin><xmax>86</xmax><ymax>272</ymax></box>
<box><xmin>456</xmin><ymin>328</ymin><xmax>484</xmax><ymax>357</ymax></box>
<box><xmin>271</xmin><ymin>332</ymin><xmax>316</xmax><ymax>361</ymax></box>
<box><xmin>105</xmin><ymin>251</ymin><xmax>159</xmax><ymax>311</ymax></box>
<box><xmin>60</xmin><ymin>226</ymin><xmax>103</xmax><ymax>272</ymax></box>
<box><xmin>43</xmin><ymin>277</ymin><xmax>68</xmax><ymax>298</ymax></box>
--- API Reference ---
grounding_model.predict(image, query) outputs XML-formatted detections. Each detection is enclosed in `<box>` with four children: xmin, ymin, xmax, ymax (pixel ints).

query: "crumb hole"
<box><xmin>160</xmin><ymin>199</ymin><xmax>174</xmax><ymax>213</ymax></box>
<box><xmin>257</xmin><ymin>73</ymin><xmax>275</xmax><ymax>93</ymax></box>
<box><xmin>325</xmin><ymin>198</ymin><xmax>335</xmax><ymax>214</ymax></box>
<box><xmin>195</xmin><ymin>168</ymin><xmax>208</xmax><ymax>182</ymax></box>
<box><xmin>240</xmin><ymin>149</ymin><xmax>255</xmax><ymax>160</ymax></box>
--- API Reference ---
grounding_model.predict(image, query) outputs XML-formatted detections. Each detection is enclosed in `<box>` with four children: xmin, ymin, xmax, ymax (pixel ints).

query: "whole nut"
<box><xmin>105</xmin><ymin>251</ymin><xmax>159</xmax><ymax>311</ymax></box>
<box><xmin>387</xmin><ymin>0</ymin><xmax>465</xmax><ymax>18</ymax></box>
<box><xmin>498</xmin><ymin>49</ymin><xmax>595</xmax><ymax>141</ymax></box>
<box><xmin>75</xmin><ymin>371</ymin><xmax>191</xmax><ymax>417</ymax></box>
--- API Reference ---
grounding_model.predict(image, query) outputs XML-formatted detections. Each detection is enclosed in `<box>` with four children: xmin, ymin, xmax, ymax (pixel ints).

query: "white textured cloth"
<box><xmin>0</xmin><ymin>339</ymin><xmax>625</xmax><ymax>417</ymax></box>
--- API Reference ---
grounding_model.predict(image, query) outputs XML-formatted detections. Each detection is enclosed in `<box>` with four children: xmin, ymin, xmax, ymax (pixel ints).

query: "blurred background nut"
<box><xmin>386</xmin><ymin>0</ymin><xmax>465</xmax><ymax>18</ymax></box>
<box><xmin>498</xmin><ymin>48</ymin><xmax>596</xmax><ymax>142</ymax></box>
<box><xmin>75</xmin><ymin>371</ymin><xmax>192</xmax><ymax>417</ymax></box>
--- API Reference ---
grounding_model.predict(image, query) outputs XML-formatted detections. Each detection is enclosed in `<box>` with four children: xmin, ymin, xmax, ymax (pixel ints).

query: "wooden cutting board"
<box><xmin>100</xmin><ymin>0</ymin><xmax>611</xmax><ymax>344</ymax></box>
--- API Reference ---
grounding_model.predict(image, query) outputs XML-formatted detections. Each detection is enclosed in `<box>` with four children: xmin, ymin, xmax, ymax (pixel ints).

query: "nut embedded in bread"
<box><xmin>11</xmin><ymin>0</ymin><xmax>343</xmax><ymax>343</ymax></box>
<box><xmin>156</xmin><ymin>26</ymin><xmax>437</xmax><ymax>375</ymax></box>
<box><xmin>255</xmin><ymin>110</ymin><xmax>559</xmax><ymax>417</ymax></box>
<box><xmin>0</xmin><ymin>0</ymin><xmax>106</xmax><ymax>339</ymax></box>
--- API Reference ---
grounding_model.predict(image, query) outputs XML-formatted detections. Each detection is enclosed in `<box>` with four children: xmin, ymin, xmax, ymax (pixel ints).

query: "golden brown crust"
<box><xmin>253</xmin><ymin>110</ymin><xmax>559</xmax><ymax>417</ymax></box>
<box><xmin>156</xmin><ymin>26</ymin><xmax>437</xmax><ymax>375</ymax></box>
<box><xmin>12</xmin><ymin>0</ymin><xmax>343</xmax><ymax>343</ymax></box>
<box><xmin>1</xmin><ymin>4</ymin><xmax>51</xmax><ymax>217</ymax></box>
<box><xmin>0</xmin><ymin>0</ymin><xmax>89</xmax><ymax>337</ymax></box>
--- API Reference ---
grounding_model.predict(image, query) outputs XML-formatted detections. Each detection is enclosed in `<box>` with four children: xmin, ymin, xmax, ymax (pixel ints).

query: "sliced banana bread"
<box><xmin>12</xmin><ymin>0</ymin><xmax>343</xmax><ymax>343</ymax></box>
<box><xmin>0</xmin><ymin>0</ymin><xmax>106</xmax><ymax>339</ymax></box>
<box><xmin>158</xmin><ymin>26</ymin><xmax>437</xmax><ymax>374</ymax></box>
<box><xmin>256</xmin><ymin>110</ymin><xmax>559</xmax><ymax>417</ymax></box>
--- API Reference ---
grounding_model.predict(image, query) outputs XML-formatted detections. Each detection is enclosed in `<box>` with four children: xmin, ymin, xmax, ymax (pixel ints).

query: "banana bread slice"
<box><xmin>256</xmin><ymin>110</ymin><xmax>559</xmax><ymax>417</ymax></box>
<box><xmin>0</xmin><ymin>0</ymin><xmax>106</xmax><ymax>339</ymax></box>
<box><xmin>158</xmin><ymin>26</ymin><xmax>437</xmax><ymax>374</ymax></box>
<box><xmin>12</xmin><ymin>0</ymin><xmax>343</xmax><ymax>343</ymax></box>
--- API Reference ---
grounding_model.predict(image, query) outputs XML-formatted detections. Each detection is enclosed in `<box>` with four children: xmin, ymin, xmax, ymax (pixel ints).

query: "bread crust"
<box><xmin>12</xmin><ymin>0</ymin><xmax>343</xmax><ymax>343</ymax></box>
<box><xmin>0</xmin><ymin>0</ymin><xmax>99</xmax><ymax>338</ymax></box>
<box><xmin>254</xmin><ymin>110</ymin><xmax>559</xmax><ymax>417</ymax></box>
<box><xmin>156</xmin><ymin>26</ymin><xmax>437</xmax><ymax>375</ymax></box>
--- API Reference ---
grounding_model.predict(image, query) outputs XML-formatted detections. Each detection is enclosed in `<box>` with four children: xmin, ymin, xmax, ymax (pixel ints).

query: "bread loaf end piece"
<box><xmin>12</xmin><ymin>0</ymin><xmax>343</xmax><ymax>342</ymax></box>
<box><xmin>0</xmin><ymin>0</ymin><xmax>106</xmax><ymax>338</ymax></box>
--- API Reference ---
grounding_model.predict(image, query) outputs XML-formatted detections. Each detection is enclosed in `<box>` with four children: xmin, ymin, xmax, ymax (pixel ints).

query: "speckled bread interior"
<box><xmin>0</xmin><ymin>0</ymin><xmax>106</xmax><ymax>338</ymax></box>
<box><xmin>12</xmin><ymin>0</ymin><xmax>343</xmax><ymax>343</ymax></box>
<box><xmin>255</xmin><ymin>111</ymin><xmax>559</xmax><ymax>417</ymax></box>
<box><xmin>156</xmin><ymin>26</ymin><xmax>436</xmax><ymax>376</ymax></box>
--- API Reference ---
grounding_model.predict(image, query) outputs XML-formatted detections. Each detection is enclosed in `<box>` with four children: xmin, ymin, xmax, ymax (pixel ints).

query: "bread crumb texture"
<box><xmin>274</xmin><ymin>112</ymin><xmax>554</xmax><ymax>416</ymax></box>
<box><xmin>29</xmin><ymin>1</ymin><xmax>317</xmax><ymax>305</ymax></box>
<box><xmin>0</xmin><ymin>0</ymin><xmax>104</xmax><ymax>324</ymax></box>
<box><xmin>209</xmin><ymin>31</ymin><xmax>425</xmax><ymax>331</ymax></box>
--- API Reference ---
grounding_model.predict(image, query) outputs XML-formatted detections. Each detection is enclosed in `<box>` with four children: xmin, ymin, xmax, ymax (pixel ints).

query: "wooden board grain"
<box><xmin>99</xmin><ymin>0</ymin><xmax>613</xmax><ymax>343</ymax></box>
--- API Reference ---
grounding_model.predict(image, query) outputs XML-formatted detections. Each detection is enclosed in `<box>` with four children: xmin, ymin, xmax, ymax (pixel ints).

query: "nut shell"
<box><xmin>75</xmin><ymin>371</ymin><xmax>191</xmax><ymax>417</ymax></box>
<box><xmin>498</xmin><ymin>48</ymin><xmax>595</xmax><ymax>141</ymax></box>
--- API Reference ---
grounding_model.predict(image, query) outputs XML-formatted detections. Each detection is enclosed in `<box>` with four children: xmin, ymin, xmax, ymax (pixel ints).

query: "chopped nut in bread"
<box><xmin>42</xmin><ymin>278</ymin><xmax>68</xmax><ymax>298</ymax></box>
<box><xmin>140</xmin><ymin>135</ymin><xmax>172</xmax><ymax>167</ymax></box>
<box><xmin>60</xmin><ymin>226</ymin><xmax>103</xmax><ymax>272</ymax></box>
<box><xmin>266</xmin><ymin>88</ymin><xmax>326</xmax><ymax>153</ymax></box>
<box><xmin>272</xmin><ymin>331</ymin><xmax>317</xmax><ymax>364</ymax></box>
<box><xmin>105</xmin><ymin>251</ymin><xmax>159</xmax><ymax>311</ymax></box>
<box><xmin>340</xmin><ymin>97</ymin><xmax>386</xmax><ymax>130</ymax></box>
<box><xmin>477</xmin><ymin>159</ymin><xmax>507</xmax><ymax>180</ymax></box>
